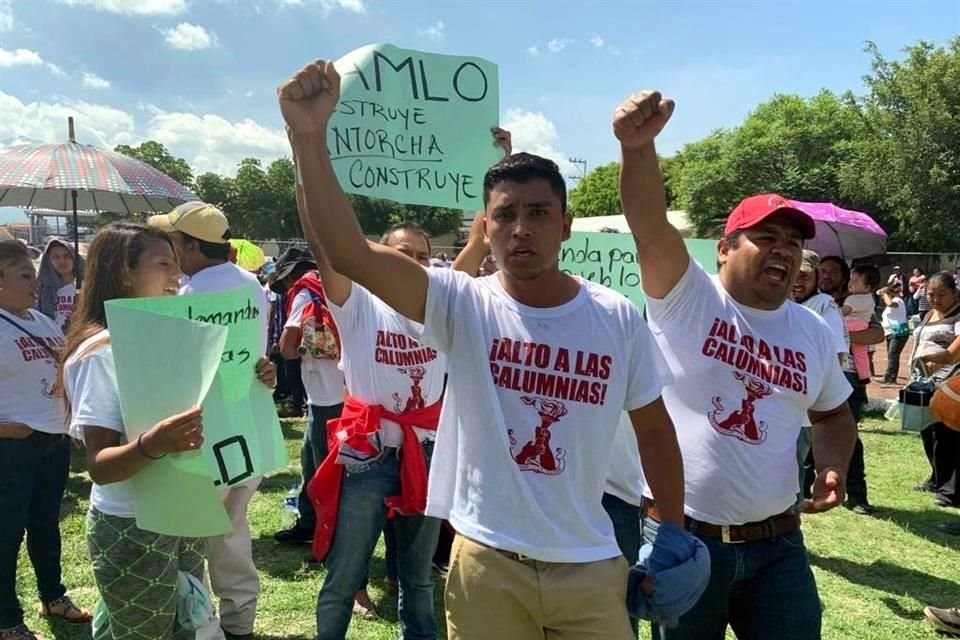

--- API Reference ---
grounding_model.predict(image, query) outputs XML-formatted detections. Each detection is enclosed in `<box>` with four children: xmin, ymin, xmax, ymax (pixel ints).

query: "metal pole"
<box><xmin>72</xmin><ymin>189</ymin><xmax>81</xmax><ymax>289</ymax></box>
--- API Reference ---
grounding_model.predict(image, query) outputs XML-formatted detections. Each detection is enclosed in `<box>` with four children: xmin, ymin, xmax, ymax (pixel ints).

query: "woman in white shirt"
<box><xmin>0</xmin><ymin>240</ymin><xmax>90</xmax><ymax>640</ymax></box>
<box><xmin>60</xmin><ymin>224</ymin><xmax>215</xmax><ymax>640</ymax></box>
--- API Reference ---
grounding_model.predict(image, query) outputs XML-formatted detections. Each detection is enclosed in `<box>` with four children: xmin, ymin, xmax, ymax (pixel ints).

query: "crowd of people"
<box><xmin>0</xmin><ymin>59</ymin><xmax>958</xmax><ymax>640</ymax></box>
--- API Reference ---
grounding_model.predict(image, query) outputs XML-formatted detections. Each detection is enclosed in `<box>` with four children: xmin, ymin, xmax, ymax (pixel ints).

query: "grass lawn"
<box><xmin>14</xmin><ymin>416</ymin><xmax>960</xmax><ymax>639</ymax></box>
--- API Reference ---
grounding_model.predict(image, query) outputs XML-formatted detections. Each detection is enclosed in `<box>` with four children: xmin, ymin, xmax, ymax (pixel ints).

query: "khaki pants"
<box><xmin>207</xmin><ymin>479</ymin><xmax>261</xmax><ymax>636</ymax></box>
<box><xmin>445</xmin><ymin>535</ymin><xmax>634</xmax><ymax>640</ymax></box>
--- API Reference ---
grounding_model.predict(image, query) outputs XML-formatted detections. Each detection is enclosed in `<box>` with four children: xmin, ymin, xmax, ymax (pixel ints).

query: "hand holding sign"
<box><xmin>613</xmin><ymin>91</ymin><xmax>675</xmax><ymax>150</ymax></box>
<box><xmin>279</xmin><ymin>59</ymin><xmax>341</xmax><ymax>134</ymax></box>
<box><xmin>142</xmin><ymin>406</ymin><xmax>204</xmax><ymax>456</ymax></box>
<box><xmin>492</xmin><ymin>127</ymin><xmax>512</xmax><ymax>157</ymax></box>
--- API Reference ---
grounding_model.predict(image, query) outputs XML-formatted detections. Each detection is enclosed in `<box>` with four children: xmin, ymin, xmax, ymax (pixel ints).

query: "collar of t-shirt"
<box><xmin>483</xmin><ymin>273</ymin><xmax>590</xmax><ymax>318</ymax></box>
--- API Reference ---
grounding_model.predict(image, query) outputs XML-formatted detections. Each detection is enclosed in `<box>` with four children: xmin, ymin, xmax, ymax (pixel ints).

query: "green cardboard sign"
<box><xmin>329</xmin><ymin>43</ymin><xmax>500</xmax><ymax>210</ymax></box>
<box><xmin>105</xmin><ymin>286</ymin><xmax>287</xmax><ymax>536</ymax></box>
<box><xmin>560</xmin><ymin>231</ymin><xmax>719</xmax><ymax>308</ymax></box>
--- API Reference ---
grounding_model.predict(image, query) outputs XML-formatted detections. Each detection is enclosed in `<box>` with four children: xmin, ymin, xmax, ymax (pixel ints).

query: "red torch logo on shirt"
<box><xmin>393</xmin><ymin>366</ymin><xmax>427</xmax><ymax>413</ymax></box>
<box><xmin>708</xmin><ymin>372</ymin><xmax>772</xmax><ymax>445</ymax></box>
<box><xmin>509</xmin><ymin>396</ymin><xmax>568</xmax><ymax>475</ymax></box>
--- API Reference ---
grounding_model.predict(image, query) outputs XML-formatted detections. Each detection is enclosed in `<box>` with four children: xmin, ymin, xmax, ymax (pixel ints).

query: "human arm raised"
<box><xmin>279</xmin><ymin>60</ymin><xmax>427</xmax><ymax>322</ymax></box>
<box><xmin>614</xmin><ymin>91</ymin><xmax>686</xmax><ymax>299</ymax></box>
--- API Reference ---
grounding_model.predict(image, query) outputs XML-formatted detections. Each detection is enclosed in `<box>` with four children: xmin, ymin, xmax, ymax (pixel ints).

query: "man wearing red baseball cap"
<box><xmin>613</xmin><ymin>90</ymin><xmax>858</xmax><ymax>639</ymax></box>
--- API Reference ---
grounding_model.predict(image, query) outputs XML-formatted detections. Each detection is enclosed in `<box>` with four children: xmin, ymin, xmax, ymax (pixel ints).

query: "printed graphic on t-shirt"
<box><xmin>488</xmin><ymin>336</ymin><xmax>613</xmax><ymax>475</ymax></box>
<box><xmin>508</xmin><ymin>396</ymin><xmax>569</xmax><ymax>475</ymax></box>
<box><xmin>14</xmin><ymin>335</ymin><xmax>64</xmax><ymax>399</ymax></box>
<box><xmin>55</xmin><ymin>293</ymin><xmax>74</xmax><ymax>329</ymax></box>
<box><xmin>700</xmin><ymin>317</ymin><xmax>808</xmax><ymax>445</ymax></box>
<box><xmin>393</xmin><ymin>365</ymin><xmax>427</xmax><ymax>413</ymax></box>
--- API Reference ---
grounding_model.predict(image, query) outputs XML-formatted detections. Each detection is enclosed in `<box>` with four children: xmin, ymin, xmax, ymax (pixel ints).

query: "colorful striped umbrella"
<box><xmin>0</xmin><ymin>117</ymin><xmax>196</xmax><ymax>284</ymax></box>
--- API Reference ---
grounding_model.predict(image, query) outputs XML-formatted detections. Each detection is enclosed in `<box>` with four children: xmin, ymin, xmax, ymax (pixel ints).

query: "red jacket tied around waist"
<box><xmin>306</xmin><ymin>393</ymin><xmax>442</xmax><ymax>561</ymax></box>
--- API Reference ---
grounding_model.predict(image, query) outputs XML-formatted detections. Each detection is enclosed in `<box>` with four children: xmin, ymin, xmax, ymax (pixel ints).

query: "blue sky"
<box><xmin>1</xmin><ymin>0</ymin><xmax>957</xmax><ymax>223</ymax></box>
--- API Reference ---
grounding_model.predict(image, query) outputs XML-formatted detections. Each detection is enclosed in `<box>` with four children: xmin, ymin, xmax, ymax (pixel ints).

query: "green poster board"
<box><xmin>329</xmin><ymin>43</ymin><xmax>500</xmax><ymax>210</ymax></box>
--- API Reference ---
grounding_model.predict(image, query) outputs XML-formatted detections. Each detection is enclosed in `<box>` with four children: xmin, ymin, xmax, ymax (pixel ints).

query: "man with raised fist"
<box><xmin>615</xmin><ymin>90</ymin><xmax>857</xmax><ymax>639</ymax></box>
<box><xmin>278</xmin><ymin>59</ymin><xmax>690</xmax><ymax>640</ymax></box>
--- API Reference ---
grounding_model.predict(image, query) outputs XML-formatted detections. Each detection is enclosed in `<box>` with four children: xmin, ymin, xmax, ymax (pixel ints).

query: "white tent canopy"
<box><xmin>571</xmin><ymin>211</ymin><xmax>694</xmax><ymax>237</ymax></box>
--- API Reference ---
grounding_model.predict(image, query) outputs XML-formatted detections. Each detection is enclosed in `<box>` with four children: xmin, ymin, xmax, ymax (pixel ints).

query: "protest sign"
<box><xmin>105</xmin><ymin>286</ymin><xmax>287</xmax><ymax>536</ymax></box>
<box><xmin>328</xmin><ymin>43</ymin><xmax>500</xmax><ymax>209</ymax></box>
<box><xmin>560</xmin><ymin>231</ymin><xmax>719</xmax><ymax>308</ymax></box>
<box><xmin>104</xmin><ymin>306</ymin><xmax>230</xmax><ymax>536</ymax></box>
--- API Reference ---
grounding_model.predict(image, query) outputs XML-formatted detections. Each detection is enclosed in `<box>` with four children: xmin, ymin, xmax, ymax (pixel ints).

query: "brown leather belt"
<box><xmin>641</xmin><ymin>498</ymin><xmax>799</xmax><ymax>544</ymax></box>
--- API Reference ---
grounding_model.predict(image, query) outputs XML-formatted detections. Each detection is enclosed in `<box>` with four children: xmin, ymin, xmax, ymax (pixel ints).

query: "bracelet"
<box><xmin>137</xmin><ymin>433</ymin><xmax>166</xmax><ymax>460</ymax></box>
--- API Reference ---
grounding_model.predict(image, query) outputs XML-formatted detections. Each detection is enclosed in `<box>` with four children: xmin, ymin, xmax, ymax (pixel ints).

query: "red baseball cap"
<box><xmin>723</xmin><ymin>194</ymin><xmax>816</xmax><ymax>240</ymax></box>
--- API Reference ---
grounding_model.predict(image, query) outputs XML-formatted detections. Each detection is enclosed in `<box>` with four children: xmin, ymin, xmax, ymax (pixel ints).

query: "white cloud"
<box><xmin>0</xmin><ymin>47</ymin><xmax>42</xmax><ymax>67</ymax></box>
<box><xmin>501</xmin><ymin>108</ymin><xmax>576</xmax><ymax>177</ymax></box>
<box><xmin>0</xmin><ymin>48</ymin><xmax>70</xmax><ymax>78</ymax></box>
<box><xmin>145</xmin><ymin>109</ymin><xmax>288</xmax><ymax>176</ymax></box>
<box><xmin>527</xmin><ymin>46</ymin><xmax>539</xmax><ymax>56</ymax></box>
<box><xmin>320</xmin><ymin>0</ymin><xmax>364</xmax><ymax>12</ymax></box>
<box><xmin>244</xmin><ymin>90</ymin><xmax>254</xmax><ymax>98</ymax></box>
<box><xmin>280</xmin><ymin>0</ymin><xmax>366</xmax><ymax>13</ymax></box>
<box><xmin>59</xmin><ymin>0</ymin><xmax>187</xmax><ymax>14</ymax></box>
<box><xmin>419</xmin><ymin>20</ymin><xmax>444</xmax><ymax>41</ymax></box>
<box><xmin>163</xmin><ymin>22</ymin><xmax>218</xmax><ymax>50</ymax></box>
<box><xmin>0</xmin><ymin>0</ymin><xmax>12</xmax><ymax>32</ymax></box>
<box><xmin>82</xmin><ymin>72</ymin><xmax>111</xmax><ymax>89</ymax></box>
<box><xmin>0</xmin><ymin>90</ymin><xmax>135</xmax><ymax>149</ymax></box>
<box><xmin>0</xmin><ymin>90</ymin><xmax>289</xmax><ymax>178</ymax></box>
<box><xmin>547</xmin><ymin>38</ymin><xmax>574</xmax><ymax>53</ymax></box>
<box><xmin>590</xmin><ymin>34</ymin><xmax>604</xmax><ymax>48</ymax></box>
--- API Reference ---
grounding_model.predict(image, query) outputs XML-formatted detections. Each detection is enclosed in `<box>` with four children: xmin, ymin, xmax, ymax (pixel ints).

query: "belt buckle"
<box><xmin>721</xmin><ymin>525</ymin><xmax>744</xmax><ymax>544</ymax></box>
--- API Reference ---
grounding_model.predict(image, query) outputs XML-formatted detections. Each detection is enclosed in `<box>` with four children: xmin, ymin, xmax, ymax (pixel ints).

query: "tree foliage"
<box><xmin>114</xmin><ymin>141</ymin><xmax>194</xmax><ymax>188</ymax></box>
<box><xmin>838</xmin><ymin>38</ymin><xmax>960</xmax><ymax>251</ymax></box>
<box><xmin>568</xmin><ymin>162</ymin><xmax>621</xmax><ymax>217</ymax></box>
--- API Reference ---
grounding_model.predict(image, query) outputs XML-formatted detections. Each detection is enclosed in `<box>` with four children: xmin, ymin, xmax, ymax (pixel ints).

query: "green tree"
<box><xmin>193</xmin><ymin>172</ymin><xmax>235</xmax><ymax>212</ymax></box>
<box><xmin>672</xmin><ymin>91</ymin><xmax>863</xmax><ymax>236</ymax></box>
<box><xmin>839</xmin><ymin>38</ymin><xmax>960</xmax><ymax>251</ymax></box>
<box><xmin>568</xmin><ymin>162</ymin><xmax>621</xmax><ymax>218</ymax></box>
<box><xmin>114</xmin><ymin>141</ymin><xmax>194</xmax><ymax>188</ymax></box>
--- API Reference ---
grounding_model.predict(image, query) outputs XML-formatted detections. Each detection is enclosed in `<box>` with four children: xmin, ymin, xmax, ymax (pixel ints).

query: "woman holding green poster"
<box><xmin>59</xmin><ymin>223</ymin><xmax>275</xmax><ymax>640</ymax></box>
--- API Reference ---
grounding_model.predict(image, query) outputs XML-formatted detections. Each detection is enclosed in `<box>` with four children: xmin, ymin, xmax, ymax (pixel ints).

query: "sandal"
<box><xmin>0</xmin><ymin>623</ymin><xmax>45</xmax><ymax>640</ymax></box>
<box><xmin>38</xmin><ymin>596</ymin><xmax>91</xmax><ymax>623</ymax></box>
<box><xmin>352</xmin><ymin>590</ymin><xmax>378</xmax><ymax>620</ymax></box>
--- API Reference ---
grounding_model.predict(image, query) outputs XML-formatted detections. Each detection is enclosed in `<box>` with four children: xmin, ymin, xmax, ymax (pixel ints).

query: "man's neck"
<box><xmin>497</xmin><ymin>268</ymin><xmax>580</xmax><ymax>309</ymax></box>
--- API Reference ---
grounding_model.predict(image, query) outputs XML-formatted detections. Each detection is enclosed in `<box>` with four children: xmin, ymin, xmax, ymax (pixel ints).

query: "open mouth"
<box><xmin>763</xmin><ymin>263</ymin><xmax>790</xmax><ymax>283</ymax></box>
<box><xmin>511</xmin><ymin>247</ymin><xmax>536</xmax><ymax>258</ymax></box>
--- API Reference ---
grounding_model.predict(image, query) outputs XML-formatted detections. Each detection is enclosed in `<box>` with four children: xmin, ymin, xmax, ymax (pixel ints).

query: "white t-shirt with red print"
<box><xmin>54</xmin><ymin>283</ymin><xmax>76</xmax><ymax>332</ymax></box>
<box><xmin>327</xmin><ymin>283</ymin><xmax>447</xmax><ymax>447</ymax></box>
<box><xmin>285</xmin><ymin>290</ymin><xmax>344</xmax><ymax>407</ymax></box>
<box><xmin>420</xmin><ymin>269</ymin><xmax>671</xmax><ymax>563</ymax></box>
<box><xmin>0</xmin><ymin>308</ymin><xmax>65</xmax><ymax>434</ymax></box>
<box><xmin>645</xmin><ymin>259</ymin><xmax>852</xmax><ymax>526</ymax></box>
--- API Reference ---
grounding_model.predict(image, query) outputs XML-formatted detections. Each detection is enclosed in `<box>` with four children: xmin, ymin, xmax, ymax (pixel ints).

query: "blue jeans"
<box><xmin>298</xmin><ymin>403</ymin><xmax>344</xmax><ymax>529</ymax></box>
<box><xmin>315</xmin><ymin>445</ymin><xmax>441</xmax><ymax>640</ymax></box>
<box><xmin>641</xmin><ymin>514</ymin><xmax>821</xmax><ymax>640</ymax></box>
<box><xmin>0</xmin><ymin>432</ymin><xmax>70</xmax><ymax>628</ymax></box>
<box><xmin>603</xmin><ymin>493</ymin><xmax>641</xmax><ymax>636</ymax></box>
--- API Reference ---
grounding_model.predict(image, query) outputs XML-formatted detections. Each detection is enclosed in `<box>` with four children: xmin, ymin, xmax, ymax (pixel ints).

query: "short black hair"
<box><xmin>820</xmin><ymin>255</ymin><xmax>850</xmax><ymax>283</ymax></box>
<box><xmin>380</xmin><ymin>221</ymin><xmax>431</xmax><ymax>254</ymax></box>
<box><xmin>483</xmin><ymin>152</ymin><xmax>567</xmax><ymax>213</ymax></box>
<box><xmin>851</xmin><ymin>265</ymin><xmax>881</xmax><ymax>290</ymax></box>
<box><xmin>182</xmin><ymin>232</ymin><xmax>231</xmax><ymax>261</ymax></box>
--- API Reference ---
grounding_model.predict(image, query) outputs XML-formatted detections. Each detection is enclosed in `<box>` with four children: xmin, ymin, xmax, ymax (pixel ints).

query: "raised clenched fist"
<box><xmin>278</xmin><ymin>59</ymin><xmax>341</xmax><ymax>135</ymax></box>
<box><xmin>612</xmin><ymin>91</ymin><xmax>675</xmax><ymax>150</ymax></box>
